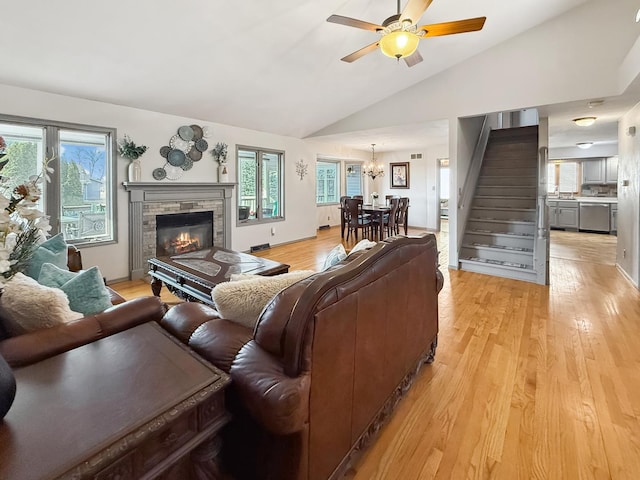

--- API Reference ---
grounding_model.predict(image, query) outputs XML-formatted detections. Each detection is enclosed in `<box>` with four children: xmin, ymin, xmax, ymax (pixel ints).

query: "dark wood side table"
<box><xmin>148</xmin><ymin>246</ymin><xmax>290</xmax><ymax>305</ymax></box>
<box><xmin>0</xmin><ymin>322</ymin><xmax>230</xmax><ymax>480</ymax></box>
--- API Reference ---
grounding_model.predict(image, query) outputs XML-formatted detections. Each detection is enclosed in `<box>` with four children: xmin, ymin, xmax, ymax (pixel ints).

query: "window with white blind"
<box><xmin>345</xmin><ymin>163</ymin><xmax>363</xmax><ymax>197</ymax></box>
<box><xmin>316</xmin><ymin>161</ymin><xmax>340</xmax><ymax>205</ymax></box>
<box><xmin>547</xmin><ymin>161</ymin><xmax>578</xmax><ymax>194</ymax></box>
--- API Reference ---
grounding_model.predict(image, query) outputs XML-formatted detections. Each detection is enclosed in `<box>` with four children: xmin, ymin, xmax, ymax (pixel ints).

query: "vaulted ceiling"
<box><xmin>1</xmin><ymin>0</ymin><xmax>637</xmax><ymax>153</ymax></box>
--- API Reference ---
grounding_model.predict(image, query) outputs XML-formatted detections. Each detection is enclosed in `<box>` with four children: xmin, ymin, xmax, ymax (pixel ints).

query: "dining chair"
<box><xmin>383</xmin><ymin>197</ymin><xmax>400</xmax><ymax>237</ymax></box>
<box><xmin>345</xmin><ymin>198</ymin><xmax>371</xmax><ymax>241</ymax></box>
<box><xmin>340</xmin><ymin>196</ymin><xmax>350</xmax><ymax>239</ymax></box>
<box><xmin>396</xmin><ymin>197</ymin><xmax>409</xmax><ymax>235</ymax></box>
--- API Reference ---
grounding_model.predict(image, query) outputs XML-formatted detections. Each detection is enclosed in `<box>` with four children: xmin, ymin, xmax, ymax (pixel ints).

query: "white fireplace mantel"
<box><xmin>123</xmin><ymin>182</ymin><xmax>235</xmax><ymax>280</ymax></box>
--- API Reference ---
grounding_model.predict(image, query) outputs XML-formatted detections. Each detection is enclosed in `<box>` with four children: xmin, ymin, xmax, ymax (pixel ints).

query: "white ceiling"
<box><xmin>0</xmin><ymin>0</ymin><xmax>635</xmax><ymax>154</ymax></box>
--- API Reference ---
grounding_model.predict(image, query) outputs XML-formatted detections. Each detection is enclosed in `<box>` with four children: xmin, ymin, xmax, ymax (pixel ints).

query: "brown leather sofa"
<box><xmin>0</xmin><ymin>245</ymin><xmax>167</xmax><ymax>367</ymax></box>
<box><xmin>162</xmin><ymin>234</ymin><xmax>443</xmax><ymax>480</ymax></box>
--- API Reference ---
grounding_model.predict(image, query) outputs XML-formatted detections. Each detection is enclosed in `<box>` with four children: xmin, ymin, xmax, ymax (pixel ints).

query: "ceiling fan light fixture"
<box><xmin>573</xmin><ymin>117</ymin><xmax>597</xmax><ymax>127</ymax></box>
<box><xmin>576</xmin><ymin>142</ymin><xmax>594</xmax><ymax>149</ymax></box>
<box><xmin>380</xmin><ymin>31</ymin><xmax>420</xmax><ymax>59</ymax></box>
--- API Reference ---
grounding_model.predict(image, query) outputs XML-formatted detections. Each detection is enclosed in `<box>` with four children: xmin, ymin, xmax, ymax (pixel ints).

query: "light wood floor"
<box><xmin>112</xmin><ymin>226</ymin><xmax>640</xmax><ymax>479</ymax></box>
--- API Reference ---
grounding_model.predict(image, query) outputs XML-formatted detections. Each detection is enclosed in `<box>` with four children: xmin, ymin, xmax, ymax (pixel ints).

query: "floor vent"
<box><xmin>318</xmin><ymin>224</ymin><xmax>331</xmax><ymax>230</ymax></box>
<box><xmin>250</xmin><ymin>243</ymin><xmax>271</xmax><ymax>252</ymax></box>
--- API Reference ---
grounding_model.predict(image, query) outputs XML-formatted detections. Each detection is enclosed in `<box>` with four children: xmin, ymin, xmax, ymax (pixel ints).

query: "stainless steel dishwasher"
<box><xmin>579</xmin><ymin>203</ymin><xmax>610</xmax><ymax>232</ymax></box>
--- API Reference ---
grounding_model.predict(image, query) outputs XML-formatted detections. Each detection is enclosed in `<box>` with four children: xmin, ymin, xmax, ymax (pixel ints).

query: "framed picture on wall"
<box><xmin>390</xmin><ymin>162</ymin><xmax>410</xmax><ymax>188</ymax></box>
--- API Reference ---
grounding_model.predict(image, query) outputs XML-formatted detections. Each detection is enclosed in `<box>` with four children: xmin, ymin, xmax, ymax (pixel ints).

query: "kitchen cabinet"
<box><xmin>605</xmin><ymin>156</ymin><xmax>618</xmax><ymax>184</ymax></box>
<box><xmin>582</xmin><ymin>159</ymin><xmax>605</xmax><ymax>184</ymax></box>
<box><xmin>548</xmin><ymin>200</ymin><xmax>579</xmax><ymax>229</ymax></box>
<box><xmin>610</xmin><ymin>204</ymin><xmax>617</xmax><ymax>234</ymax></box>
<box><xmin>582</xmin><ymin>157</ymin><xmax>618</xmax><ymax>184</ymax></box>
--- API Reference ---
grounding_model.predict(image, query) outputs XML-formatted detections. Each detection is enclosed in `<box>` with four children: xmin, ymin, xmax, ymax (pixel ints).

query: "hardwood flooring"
<box><xmin>111</xmin><ymin>226</ymin><xmax>640</xmax><ymax>479</ymax></box>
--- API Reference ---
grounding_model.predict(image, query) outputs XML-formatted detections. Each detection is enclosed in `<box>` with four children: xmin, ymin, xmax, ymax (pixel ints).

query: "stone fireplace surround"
<box><xmin>123</xmin><ymin>182</ymin><xmax>234</xmax><ymax>280</ymax></box>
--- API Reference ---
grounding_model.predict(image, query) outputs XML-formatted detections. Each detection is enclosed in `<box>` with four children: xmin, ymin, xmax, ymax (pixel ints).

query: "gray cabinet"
<box><xmin>548</xmin><ymin>201</ymin><xmax>579</xmax><ymax>229</ymax></box>
<box><xmin>610</xmin><ymin>204</ymin><xmax>617</xmax><ymax>234</ymax></box>
<box><xmin>605</xmin><ymin>157</ymin><xmax>618</xmax><ymax>184</ymax></box>
<box><xmin>582</xmin><ymin>159</ymin><xmax>605</xmax><ymax>184</ymax></box>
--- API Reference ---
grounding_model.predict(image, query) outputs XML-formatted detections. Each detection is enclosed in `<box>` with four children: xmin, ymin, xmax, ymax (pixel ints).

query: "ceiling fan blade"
<box><xmin>404</xmin><ymin>50</ymin><xmax>423</xmax><ymax>67</ymax></box>
<box><xmin>327</xmin><ymin>14</ymin><xmax>383</xmax><ymax>32</ymax></box>
<box><xmin>341</xmin><ymin>41</ymin><xmax>380</xmax><ymax>63</ymax></box>
<box><xmin>400</xmin><ymin>0</ymin><xmax>434</xmax><ymax>24</ymax></box>
<box><xmin>419</xmin><ymin>17</ymin><xmax>486</xmax><ymax>37</ymax></box>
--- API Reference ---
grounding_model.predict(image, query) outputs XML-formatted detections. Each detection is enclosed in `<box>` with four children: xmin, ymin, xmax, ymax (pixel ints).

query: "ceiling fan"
<box><xmin>327</xmin><ymin>0</ymin><xmax>486</xmax><ymax>67</ymax></box>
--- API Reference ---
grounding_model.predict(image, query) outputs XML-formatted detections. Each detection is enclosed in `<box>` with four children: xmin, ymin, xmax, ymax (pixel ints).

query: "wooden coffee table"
<box><xmin>148</xmin><ymin>246</ymin><xmax>290</xmax><ymax>305</ymax></box>
<box><xmin>0</xmin><ymin>322</ymin><xmax>230</xmax><ymax>480</ymax></box>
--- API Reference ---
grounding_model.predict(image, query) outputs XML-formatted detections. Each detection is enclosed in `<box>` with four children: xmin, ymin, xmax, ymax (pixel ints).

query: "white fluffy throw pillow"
<box><xmin>1</xmin><ymin>273</ymin><xmax>84</xmax><ymax>336</ymax></box>
<box><xmin>211</xmin><ymin>270</ymin><xmax>315</xmax><ymax>329</ymax></box>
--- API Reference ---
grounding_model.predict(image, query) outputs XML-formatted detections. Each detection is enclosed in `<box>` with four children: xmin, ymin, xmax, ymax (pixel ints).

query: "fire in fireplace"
<box><xmin>156</xmin><ymin>211</ymin><xmax>213</xmax><ymax>256</ymax></box>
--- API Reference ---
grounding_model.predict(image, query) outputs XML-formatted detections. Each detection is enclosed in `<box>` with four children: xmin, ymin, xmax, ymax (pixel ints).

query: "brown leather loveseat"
<box><xmin>162</xmin><ymin>234</ymin><xmax>443</xmax><ymax>480</ymax></box>
<box><xmin>0</xmin><ymin>245</ymin><xmax>167</xmax><ymax>367</ymax></box>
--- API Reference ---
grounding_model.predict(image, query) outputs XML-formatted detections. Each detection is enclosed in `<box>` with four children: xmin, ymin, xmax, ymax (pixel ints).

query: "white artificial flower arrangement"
<box><xmin>0</xmin><ymin>136</ymin><xmax>53</xmax><ymax>285</ymax></box>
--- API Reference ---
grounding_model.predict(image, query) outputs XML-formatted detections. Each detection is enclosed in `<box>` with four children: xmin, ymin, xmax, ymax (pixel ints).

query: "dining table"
<box><xmin>361</xmin><ymin>204</ymin><xmax>391</xmax><ymax>241</ymax></box>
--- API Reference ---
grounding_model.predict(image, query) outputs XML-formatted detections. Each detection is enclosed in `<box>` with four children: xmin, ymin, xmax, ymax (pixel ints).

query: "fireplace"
<box><xmin>156</xmin><ymin>211</ymin><xmax>213</xmax><ymax>256</ymax></box>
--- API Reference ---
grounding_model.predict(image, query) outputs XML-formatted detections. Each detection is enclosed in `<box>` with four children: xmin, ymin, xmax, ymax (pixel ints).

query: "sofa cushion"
<box><xmin>24</xmin><ymin>233</ymin><xmax>68</xmax><ymax>280</ymax></box>
<box><xmin>348</xmin><ymin>239</ymin><xmax>376</xmax><ymax>256</ymax></box>
<box><xmin>211</xmin><ymin>271</ymin><xmax>315</xmax><ymax>329</ymax></box>
<box><xmin>0</xmin><ymin>273</ymin><xmax>83</xmax><ymax>336</ymax></box>
<box><xmin>38</xmin><ymin>263</ymin><xmax>113</xmax><ymax>316</ymax></box>
<box><xmin>321</xmin><ymin>244</ymin><xmax>347</xmax><ymax>271</ymax></box>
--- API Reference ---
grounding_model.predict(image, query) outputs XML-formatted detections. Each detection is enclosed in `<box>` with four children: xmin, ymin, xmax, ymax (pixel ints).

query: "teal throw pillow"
<box><xmin>38</xmin><ymin>263</ymin><xmax>112</xmax><ymax>316</ymax></box>
<box><xmin>321</xmin><ymin>244</ymin><xmax>347</xmax><ymax>271</ymax></box>
<box><xmin>25</xmin><ymin>233</ymin><xmax>68</xmax><ymax>280</ymax></box>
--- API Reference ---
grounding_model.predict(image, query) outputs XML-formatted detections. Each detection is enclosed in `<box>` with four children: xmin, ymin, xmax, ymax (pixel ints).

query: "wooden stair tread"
<box><xmin>459</xmin><ymin>256</ymin><xmax>535</xmax><ymax>271</ymax></box>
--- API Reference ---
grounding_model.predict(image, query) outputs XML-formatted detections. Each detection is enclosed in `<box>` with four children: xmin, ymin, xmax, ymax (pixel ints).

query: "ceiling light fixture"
<box><xmin>576</xmin><ymin>142</ymin><xmax>594</xmax><ymax>149</ymax></box>
<box><xmin>363</xmin><ymin>144</ymin><xmax>384</xmax><ymax>180</ymax></box>
<box><xmin>379</xmin><ymin>20</ymin><xmax>421</xmax><ymax>59</ymax></box>
<box><xmin>573</xmin><ymin>117</ymin><xmax>597</xmax><ymax>127</ymax></box>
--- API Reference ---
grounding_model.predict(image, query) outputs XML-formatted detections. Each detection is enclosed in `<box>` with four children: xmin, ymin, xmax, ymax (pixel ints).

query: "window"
<box><xmin>345</xmin><ymin>163</ymin><xmax>363</xmax><ymax>197</ymax></box>
<box><xmin>547</xmin><ymin>161</ymin><xmax>578</xmax><ymax>194</ymax></box>
<box><xmin>0</xmin><ymin>116</ymin><xmax>116</xmax><ymax>245</ymax></box>
<box><xmin>237</xmin><ymin>146</ymin><xmax>284</xmax><ymax>223</ymax></box>
<box><xmin>316</xmin><ymin>161</ymin><xmax>340</xmax><ymax>204</ymax></box>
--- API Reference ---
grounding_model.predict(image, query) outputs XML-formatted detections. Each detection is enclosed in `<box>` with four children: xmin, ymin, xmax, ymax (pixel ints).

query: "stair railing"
<box><xmin>534</xmin><ymin>145</ymin><xmax>550</xmax><ymax>284</ymax></box>
<box><xmin>457</xmin><ymin>115</ymin><xmax>491</xmax><ymax>252</ymax></box>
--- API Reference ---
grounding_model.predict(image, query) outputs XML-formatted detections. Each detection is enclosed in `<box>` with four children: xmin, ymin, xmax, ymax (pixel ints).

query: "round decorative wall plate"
<box><xmin>181</xmin><ymin>157</ymin><xmax>194</xmax><ymax>171</ymax></box>
<box><xmin>169</xmin><ymin>134</ymin><xmax>193</xmax><ymax>153</ymax></box>
<box><xmin>190</xmin><ymin>124</ymin><xmax>204</xmax><ymax>140</ymax></box>
<box><xmin>195</xmin><ymin>138</ymin><xmax>208</xmax><ymax>152</ymax></box>
<box><xmin>202</xmin><ymin>126</ymin><xmax>211</xmax><ymax>138</ymax></box>
<box><xmin>188</xmin><ymin>148</ymin><xmax>203</xmax><ymax>161</ymax></box>
<box><xmin>164</xmin><ymin>164</ymin><xmax>184</xmax><ymax>181</ymax></box>
<box><xmin>178</xmin><ymin>125</ymin><xmax>194</xmax><ymax>141</ymax></box>
<box><xmin>167</xmin><ymin>149</ymin><xmax>186</xmax><ymax>167</ymax></box>
<box><xmin>152</xmin><ymin>167</ymin><xmax>167</xmax><ymax>180</ymax></box>
<box><xmin>159</xmin><ymin>146</ymin><xmax>171</xmax><ymax>158</ymax></box>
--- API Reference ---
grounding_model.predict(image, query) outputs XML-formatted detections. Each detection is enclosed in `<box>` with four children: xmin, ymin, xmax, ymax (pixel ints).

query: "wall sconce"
<box><xmin>363</xmin><ymin>144</ymin><xmax>384</xmax><ymax>180</ymax></box>
<box><xmin>295</xmin><ymin>159</ymin><xmax>308</xmax><ymax>180</ymax></box>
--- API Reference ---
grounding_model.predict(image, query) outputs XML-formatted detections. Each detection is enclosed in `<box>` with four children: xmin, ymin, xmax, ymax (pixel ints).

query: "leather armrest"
<box><xmin>161</xmin><ymin>302</ymin><xmax>253</xmax><ymax>373</ymax></box>
<box><xmin>230</xmin><ymin>341</ymin><xmax>309</xmax><ymax>436</ymax></box>
<box><xmin>0</xmin><ymin>296</ymin><xmax>167</xmax><ymax>368</ymax></box>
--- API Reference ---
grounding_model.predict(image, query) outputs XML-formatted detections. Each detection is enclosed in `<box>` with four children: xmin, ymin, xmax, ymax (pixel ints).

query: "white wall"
<box><xmin>0</xmin><ymin>83</ymin><xmax>332</xmax><ymax>281</ymax></box>
<box><xmin>617</xmin><ymin>103</ymin><xmax>640</xmax><ymax>286</ymax></box>
<box><xmin>379</xmin><ymin>146</ymin><xmax>447</xmax><ymax>231</ymax></box>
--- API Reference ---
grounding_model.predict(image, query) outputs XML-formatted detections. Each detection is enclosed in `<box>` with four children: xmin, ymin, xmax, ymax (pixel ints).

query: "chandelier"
<box><xmin>363</xmin><ymin>144</ymin><xmax>384</xmax><ymax>180</ymax></box>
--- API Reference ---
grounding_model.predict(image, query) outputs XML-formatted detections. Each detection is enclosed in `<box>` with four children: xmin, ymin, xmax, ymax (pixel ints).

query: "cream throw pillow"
<box><xmin>1</xmin><ymin>273</ymin><xmax>83</xmax><ymax>336</ymax></box>
<box><xmin>211</xmin><ymin>270</ymin><xmax>315</xmax><ymax>329</ymax></box>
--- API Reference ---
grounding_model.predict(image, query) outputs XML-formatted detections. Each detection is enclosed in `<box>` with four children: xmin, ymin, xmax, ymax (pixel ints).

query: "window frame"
<box><xmin>236</xmin><ymin>145</ymin><xmax>285</xmax><ymax>226</ymax></box>
<box><xmin>547</xmin><ymin>160</ymin><xmax>580</xmax><ymax>195</ymax></box>
<box><xmin>316</xmin><ymin>159</ymin><xmax>341</xmax><ymax>206</ymax></box>
<box><xmin>0</xmin><ymin>113</ymin><xmax>118</xmax><ymax>247</ymax></box>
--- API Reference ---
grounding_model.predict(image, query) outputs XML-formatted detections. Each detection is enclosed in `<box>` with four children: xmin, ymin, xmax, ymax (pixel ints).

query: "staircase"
<box><xmin>459</xmin><ymin>125</ymin><xmax>539</xmax><ymax>283</ymax></box>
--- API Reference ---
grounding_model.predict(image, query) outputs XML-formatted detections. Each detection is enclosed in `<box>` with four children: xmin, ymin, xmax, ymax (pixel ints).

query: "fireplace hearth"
<box><xmin>156</xmin><ymin>211</ymin><xmax>213</xmax><ymax>256</ymax></box>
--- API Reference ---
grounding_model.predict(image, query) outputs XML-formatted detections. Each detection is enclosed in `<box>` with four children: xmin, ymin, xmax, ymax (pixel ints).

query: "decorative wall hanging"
<box><xmin>155</xmin><ymin>125</ymin><xmax>208</xmax><ymax>181</ymax></box>
<box><xmin>390</xmin><ymin>162</ymin><xmax>410</xmax><ymax>188</ymax></box>
<box><xmin>211</xmin><ymin>142</ymin><xmax>228</xmax><ymax>183</ymax></box>
<box><xmin>295</xmin><ymin>159</ymin><xmax>308</xmax><ymax>180</ymax></box>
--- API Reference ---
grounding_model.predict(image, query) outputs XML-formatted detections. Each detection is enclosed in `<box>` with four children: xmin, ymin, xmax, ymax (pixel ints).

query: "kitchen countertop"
<box><xmin>547</xmin><ymin>197</ymin><xmax>618</xmax><ymax>204</ymax></box>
